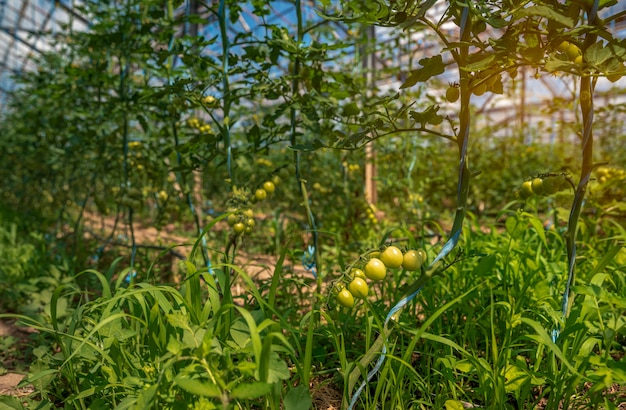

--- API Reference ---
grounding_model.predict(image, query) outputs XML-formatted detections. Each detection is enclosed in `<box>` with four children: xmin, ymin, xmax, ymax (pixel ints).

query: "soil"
<box><xmin>0</xmin><ymin>320</ymin><xmax>35</xmax><ymax>398</ymax></box>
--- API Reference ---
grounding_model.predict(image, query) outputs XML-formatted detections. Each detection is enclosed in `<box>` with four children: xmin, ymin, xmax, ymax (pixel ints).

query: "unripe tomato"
<box><xmin>271</xmin><ymin>175</ymin><xmax>282</xmax><ymax>186</ymax></box>
<box><xmin>337</xmin><ymin>289</ymin><xmax>355</xmax><ymax>307</ymax></box>
<box><xmin>255</xmin><ymin>188</ymin><xmax>267</xmax><ymax>201</ymax></box>
<box><xmin>473</xmin><ymin>83</ymin><xmax>487</xmax><ymax>96</ymax></box>
<box><xmin>417</xmin><ymin>249</ymin><xmax>428</xmax><ymax>265</ymax></box>
<box><xmin>233</xmin><ymin>222</ymin><xmax>245</xmax><ymax>235</ymax></box>
<box><xmin>446</xmin><ymin>86</ymin><xmax>460</xmax><ymax>103</ymax></box>
<box><xmin>364</xmin><ymin>258</ymin><xmax>386</xmax><ymax>281</ymax></box>
<box><xmin>554</xmin><ymin>174</ymin><xmax>568</xmax><ymax>191</ymax></box>
<box><xmin>245</xmin><ymin>218</ymin><xmax>255</xmax><ymax>228</ymax></box>
<box><xmin>531</xmin><ymin>177</ymin><xmax>544</xmax><ymax>195</ymax></box>
<box><xmin>380</xmin><ymin>246</ymin><xmax>403</xmax><ymax>269</ymax></box>
<box><xmin>557</xmin><ymin>41</ymin><xmax>570</xmax><ymax>54</ymax></box>
<box><xmin>243</xmin><ymin>209</ymin><xmax>254</xmax><ymax>218</ymax></box>
<box><xmin>227</xmin><ymin>213</ymin><xmax>238</xmax><ymax>226</ymax></box>
<box><xmin>542</xmin><ymin>177</ymin><xmax>558</xmax><ymax>195</ymax></box>
<box><xmin>348</xmin><ymin>278</ymin><xmax>369</xmax><ymax>298</ymax></box>
<box><xmin>520</xmin><ymin>181</ymin><xmax>533</xmax><ymax>198</ymax></box>
<box><xmin>574</xmin><ymin>55</ymin><xmax>583</xmax><ymax>65</ymax></box>
<box><xmin>567</xmin><ymin>43</ymin><xmax>581</xmax><ymax>60</ymax></box>
<box><xmin>263</xmin><ymin>181</ymin><xmax>275</xmax><ymax>194</ymax></box>
<box><xmin>402</xmin><ymin>250</ymin><xmax>423</xmax><ymax>271</ymax></box>
<box><xmin>244</xmin><ymin>226</ymin><xmax>253</xmax><ymax>235</ymax></box>
<box><xmin>607</xmin><ymin>73</ymin><xmax>622</xmax><ymax>83</ymax></box>
<box><xmin>351</xmin><ymin>268</ymin><xmax>366</xmax><ymax>279</ymax></box>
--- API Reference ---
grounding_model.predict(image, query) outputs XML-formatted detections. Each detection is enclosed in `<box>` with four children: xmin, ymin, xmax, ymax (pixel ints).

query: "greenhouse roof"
<box><xmin>0</xmin><ymin>0</ymin><xmax>89</xmax><ymax>109</ymax></box>
<box><xmin>2</xmin><ymin>1</ymin><xmax>626</xmax><ymax>112</ymax></box>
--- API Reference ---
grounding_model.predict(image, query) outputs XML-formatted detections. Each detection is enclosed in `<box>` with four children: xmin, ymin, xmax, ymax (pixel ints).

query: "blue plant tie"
<box><xmin>124</xmin><ymin>269</ymin><xmax>137</xmax><ymax>284</ymax></box>
<box><xmin>301</xmin><ymin>245</ymin><xmax>317</xmax><ymax>278</ymax></box>
<box><xmin>349</xmin><ymin>8</ymin><xmax>470</xmax><ymax>405</ymax></box>
<box><xmin>348</xmin><ymin>229</ymin><xmax>463</xmax><ymax>410</ymax></box>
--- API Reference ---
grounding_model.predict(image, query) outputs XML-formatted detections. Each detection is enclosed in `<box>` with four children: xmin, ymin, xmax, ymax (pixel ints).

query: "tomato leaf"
<box><xmin>400</xmin><ymin>55</ymin><xmax>445</xmax><ymax>89</ymax></box>
<box><xmin>409</xmin><ymin>105</ymin><xmax>443</xmax><ymax>126</ymax></box>
<box><xmin>515</xmin><ymin>6</ymin><xmax>574</xmax><ymax>28</ymax></box>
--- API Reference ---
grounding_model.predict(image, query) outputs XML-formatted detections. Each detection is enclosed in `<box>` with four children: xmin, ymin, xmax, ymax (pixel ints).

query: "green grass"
<box><xmin>1</xmin><ymin>207</ymin><xmax>623</xmax><ymax>409</ymax></box>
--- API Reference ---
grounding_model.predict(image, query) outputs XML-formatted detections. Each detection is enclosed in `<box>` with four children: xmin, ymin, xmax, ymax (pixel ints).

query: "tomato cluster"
<box><xmin>335</xmin><ymin>245</ymin><xmax>428</xmax><ymax>308</ymax></box>
<box><xmin>365</xmin><ymin>203</ymin><xmax>378</xmax><ymax>225</ymax></box>
<box><xmin>117</xmin><ymin>186</ymin><xmax>144</xmax><ymax>209</ymax></box>
<box><xmin>186</xmin><ymin>117</ymin><xmax>213</xmax><ymax>134</ymax></box>
<box><xmin>556</xmin><ymin>41</ymin><xmax>583</xmax><ymax>65</ymax></box>
<box><xmin>224</xmin><ymin>175</ymin><xmax>282</xmax><ymax>237</ymax></box>
<box><xmin>517</xmin><ymin>173</ymin><xmax>570</xmax><ymax>200</ymax></box>
<box><xmin>595</xmin><ymin>166</ymin><xmax>626</xmax><ymax>185</ymax></box>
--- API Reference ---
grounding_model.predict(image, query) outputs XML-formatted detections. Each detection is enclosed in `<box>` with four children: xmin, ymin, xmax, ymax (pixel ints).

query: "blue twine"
<box><xmin>124</xmin><ymin>269</ymin><xmax>137</xmax><ymax>284</ymax></box>
<box><xmin>349</xmin><ymin>7</ymin><xmax>471</xmax><ymax>406</ymax></box>
<box><xmin>348</xmin><ymin>287</ymin><xmax>423</xmax><ymax>410</ymax></box>
<box><xmin>301</xmin><ymin>245</ymin><xmax>317</xmax><ymax>278</ymax></box>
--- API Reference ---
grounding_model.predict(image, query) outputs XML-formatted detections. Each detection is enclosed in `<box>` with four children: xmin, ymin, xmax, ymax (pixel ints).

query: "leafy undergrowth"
<box><xmin>0</xmin><ymin>210</ymin><xmax>624</xmax><ymax>410</ymax></box>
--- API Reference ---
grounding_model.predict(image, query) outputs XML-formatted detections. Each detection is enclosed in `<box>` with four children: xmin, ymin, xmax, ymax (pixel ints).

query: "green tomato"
<box><xmin>446</xmin><ymin>86</ymin><xmax>460</xmax><ymax>103</ymax></box>
<box><xmin>243</xmin><ymin>209</ymin><xmax>254</xmax><ymax>218</ymax></box>
<box><xmin>263</xmin><ymin>181</ymin><xmax>275</xmax><ymax>194</ymax></box>
<box><xmin>554</xmin><ymin>174</ymin><xmax>568</xmax><ymax>191</ymax></box>
<box><xmin>233</xmin><ymin>222</ymin><xmax>245</xmax><ymax>235</ymax></box>
<box><xmin>364</xmin><ymin>258</ymin><xmax>386</xmax><ymax>281</ymax></box>
<box><xmin>254</xmin><ymin>188</ymin><xmax>267</xmax><ymax>201</ymax></box>
<box><xmin>557</xmin><ymin>41</ymin><xmax>570</xmax><ymax>54</ymax></box>
<box><xmin>417</xmin><ymin>249</ymin><xmax>428</xmax><ymax>265</ymax></box>
<box><xmin>542</xmin><ymin>177</ymin><xmax>558</xmax><ymax>195</ymax></box>
<box><xmin>348</xmin><ymin>278</ymin><xmax>369</xmax><ymax>299</ymax></box>
<box><xmin>402</xmin><ymin>250</ymin><xmax>423</xmax><ymax>271</ymax></box>
<box><xmin>473</xmin><ymin>83</ymin><xmax>487</xmax><ymax>96</ymax></box>
<box><xmin>531</xmin><ymin>177</ymin><xmax>545</xmax><ymax>195</ymax></box>
<box><xmin>567</xmin><ymin>43</ymin><xmax>582</xmax><ymax>61</ymax></box>
<box><xmin>227</xmin><ymin>213</ymin><xmax>238</xmax><ymax>227</ymax></box>
<box><xmin>337</xmin><ymin>289</ymin><xmax>355</xmax><ymax>308</ymax></box>
<box><xmin>245</xmin><ymin>218</ymin><xmax>255</xmax><ymax>228</ymax></box>
<box><xmin>520</xmin><ymin>181</ymin><xmax>534</xmax><ymax>199</ymax></box>
<box><xmin>351</xmin><ymin>268</ymin><xmax>366</xmax><ymax>279</ymax></box>
<box><xmin>607</xmin><ymin>73</ymin><xmax>623</xmax><ymax>83</ymax></box>
<box><xmin>380</xmin><ymin>246</ymin><xmax>403</xmax><ymax>269</ymax></box>
<box><xmin>271</xmin><ymin>175</ymin><xmax>282</xmax><ymax>186</ymax></box>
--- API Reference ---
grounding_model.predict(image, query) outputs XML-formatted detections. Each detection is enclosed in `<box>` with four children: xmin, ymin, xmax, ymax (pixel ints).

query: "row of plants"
<box><xmin>0</xmin><ymin>205</ymin><xmax>624</xmax><ymax>409</ymax></box>
<box><xmin>0</xmin><ymin>0</ymin><xmax>625</xmax><ymax>409</ymax></box>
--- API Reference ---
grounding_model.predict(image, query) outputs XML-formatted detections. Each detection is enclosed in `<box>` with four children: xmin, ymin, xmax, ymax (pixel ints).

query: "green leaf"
<box><xmin>166</xmin><ymin>312</ymin><xmax>191</xmax><ymax>331</ymax></box>
<box><xmin>400</xmin><ymin>55</ymin><xmax>445</xmax><ymax>89</ymax></box>
<box><xmin>230</xmin><ymin>381</ymin><xmax>272</xmax><ymax>399</ymax></box>
<box><xmin>266</xmin><ymin>351</ymin><xmax>290</xmax><ymax>383</ymax></box>
<box><xmin>174</xmin><ymin>376</ymin><xmax>222</xmax><ymax>398</ymax></box>
<box><xmin>167</xmin><ymin>336</ymin><xmax>183</xmax><ymax>355</ymax></box>
<box><xmin>444</xmin><ymin>400</ymin><xmax>465</xmax><ymax>410</ymax></box>
<box><xmin>522</xmin><ymin>213</ymin><xmax>546</xmax><ymax>247</ymax></box>
<box><xmin>409</xmin><ymin>105</ymin><xmax>443</xmax><ymax>126</ymax></box>
<box><xmin>504</xmin><ymin>364</ymin><xmax>529</xmax><ymax>392</ymax></box>
<box><xmin>505</xmin><ymin>214</ymin><xmax>524</xmax><ymax>239</ymax></box>
<box><xmin>0</xmin><ymin>396</ymin><xmax>26</xmax><ymax>409</ymax></box>
<box><xmin>230</xmin><ymin>319</ymin><xmax>251</xmax><ymax>349</ymax></box>
<box><xmin>284</xmin><ymin>385</ymin><xmax>312</xmax><ymax>410</ymax></box>
<box><xmin>516</xmin><ymin>6</ymin><xmax>574</xmax><ymax>28</ymax></box>
<box><xmin>473</xmin><ymin>254</ymin><xmax>496</xmax><ymax>277</ymax></box>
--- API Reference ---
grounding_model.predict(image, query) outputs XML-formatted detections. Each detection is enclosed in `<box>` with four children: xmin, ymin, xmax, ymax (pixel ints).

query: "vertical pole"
<box><xmin>363</xmin><ymin>25</ymin><xmax>377</xmax><ymax>204</ymax></box>
<box><xmin>519</xmin><ymin>67</ymin><xmax>526</xmax><ymax>144</ymax></box>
